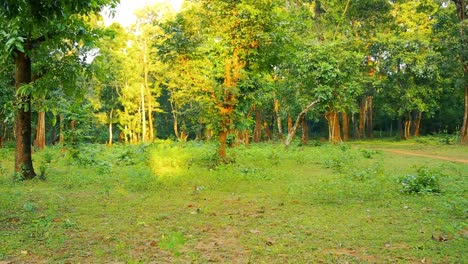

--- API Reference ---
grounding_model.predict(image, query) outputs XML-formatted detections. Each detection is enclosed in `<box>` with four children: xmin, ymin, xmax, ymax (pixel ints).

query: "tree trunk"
<box><xmin>14</xmin><ymin>51</ymin><xmax>36</xmax><ymax>179</ymax></box>
<box><xmin>284</xmin><ymin>99</ymin><xmax>320</xmax><ymax>147</ymax></box>
<box><xmin>366</xmin><ymin>96</ymin><xmax>373</xmax><ymax>139</ymax></box>
<box><xmin>462</xmin><ymin>85</ymin><xmax>468</xmax><ymax>144</ymax></box>
<box><xmin>34</xmin><ymin>111</ymin><xmax>46</xmax><ymax>149</ymax></box>
<box><xmin>453</xmin><ymin>0</ymin><xmax>467</xmax><ymax>144</ymax></box>
<box><xmin>108</xmin><ymin>109</ymin><xmax>114</xmax><ymax>146</ymax></box>
<box><xmin>301</xmin><ymin>116</ymin><xmax>308</xmax><ymax>145</ymax></box>
<box><xmin>70</xmin><ymin>120</ymin><xmax>76</xmax><ymax>144</ymax></box>
<box><xmin>274</xmin><ymin>99</ymin><xmax>283</xmax><ymax>140</ymax></box>
<box><xmin>264</xmin><ymin>120</ymin><xmax>272</xmax><ymax>141</ymax></box>
<box><xmin>413</xmin><ymin>111</ymin><xmax>422</xmax><ymax>137</ymax></box>
<box><xmin>342</xmin><ymin>112</ymin><xmax>349</xmax><ymax>141</ymax></box>
<box><xmin>253</xmin><ymin>108</ymin><xmax>262</xmax><ymax>142</ymax></box>
<box><xmin>358</xmin><ymin>97</ymin><xmax>367</xmax><ymax>139</ymax></box>
<box><xmin>403</xmin><ymin>113</ymin><xmax>411</xmax><ymax>140</ymax></box>
<box><xmin>59</xmin><ymin>114</ymin><xmax>64</xmax><ymax>145</ymax></box>
<box><xmin>287</xmin><ymin>114</ymin><xmax>293</xmax><ymax>133</ymax></box>
<box><xmin>141</xmin><ymin>84</ymin><xmax>146</xmax><ymax>143</ymax></box>
<box><xmin>326</xmin><ymin>111</ymin><xmax>342</xmax><ymax>144</ymax></box>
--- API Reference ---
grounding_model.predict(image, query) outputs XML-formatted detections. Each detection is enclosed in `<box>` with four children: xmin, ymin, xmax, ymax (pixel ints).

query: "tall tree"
<box><xmin>0</xmin><ymin>0</ymin><xmax>118</xmax><ymax>179</ymax></box>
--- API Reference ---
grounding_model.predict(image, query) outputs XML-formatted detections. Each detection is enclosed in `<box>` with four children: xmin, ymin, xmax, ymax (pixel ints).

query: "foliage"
<box><xmin>399</xmin><ymin>166</ymin><xmax>443</xmax><ymax>194</ymax></box>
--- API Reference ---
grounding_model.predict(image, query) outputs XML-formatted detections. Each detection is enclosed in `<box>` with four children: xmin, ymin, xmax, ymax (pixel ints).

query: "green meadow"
<box><xmin>0</xmin><ymin>139</ymin><xmax>467</xmax><ymax>263</ymax></box>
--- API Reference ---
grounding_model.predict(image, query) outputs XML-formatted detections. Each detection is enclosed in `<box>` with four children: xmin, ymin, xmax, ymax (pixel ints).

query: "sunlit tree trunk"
<box><xmin>326</xmin><ymin>111</ymin><xmax>342</xmax><ymax>144</ymax></box>
<box><xmin>14</xmin><ymin>51</ymin><xmax>36</xmax><ymax>179</ymax></box>
<box><xmin>218</xmin><ymin>49</ymin><xmax>244</xmax><ymax>160</ymax></box>
<box><xmin>287</xmin><ymin>114</ymin><xmax>293</xmax><ymax>133</ymax></box>
<box><xmin>141</xmin><ymin>84</ymin><xmax>146</xmax><ymax>143</ymax></box>
<box><xmin>403</xmin><ymin>112</ymin><xmax>411</xmax><ymax>140</ymax></box>
<box><xmin>285</xmin><ymin>99</ymin><xmax>319</xmax><ymax>147</ymax></box>
<box><xmin>142</xmin><ymin>39</ymin><xmax>154</xmax><ymax>142</ymax></box>
<box><xmin>342</xmin><ymin>112</ymin><xmax>349</xmax><ymax>141</ymax></box>
<box><xmin>108</xmin><ymin>109</ymin><xmax>114</xmax><ymax>146</ymax></box>
<box><xmin>34</xmin><ymin>111</ymin><xmax>46</xmax><ymax>149</ymax></box>
<box><xmin>274</xmin><ymin>99</ymin><xmax>283</xmax><ymax>140</ymax></box>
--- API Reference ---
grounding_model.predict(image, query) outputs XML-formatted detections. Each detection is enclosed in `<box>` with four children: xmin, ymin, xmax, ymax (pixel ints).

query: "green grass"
<box><xmin>0</xmin><ymin>139</ymin><xmax>467</xmax><ymax>263</ymax></box>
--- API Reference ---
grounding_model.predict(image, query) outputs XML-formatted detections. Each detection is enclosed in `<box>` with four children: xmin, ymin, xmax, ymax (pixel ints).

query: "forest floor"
<box><xmin>0</xmin><ymin>138</ymin><xmax>467</xmax><ymax>263</ymax></box>
<box><xmin>379</xmin><ymin>149</ymin><xmax>468</xmax><ymax>164</ymax></box>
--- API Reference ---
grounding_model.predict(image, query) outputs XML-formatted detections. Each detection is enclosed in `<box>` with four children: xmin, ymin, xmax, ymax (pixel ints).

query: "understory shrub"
<box><xmin>398</xmin><ymin>166</ymin><xmax>442</xmax><ymax>194</ymax></box>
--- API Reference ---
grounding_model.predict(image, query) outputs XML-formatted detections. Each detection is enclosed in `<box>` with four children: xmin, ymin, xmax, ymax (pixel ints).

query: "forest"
<box><xmin>0</xmin><ymin>0</ymin><xmax>467</xmax><ymax>263</ymax></box>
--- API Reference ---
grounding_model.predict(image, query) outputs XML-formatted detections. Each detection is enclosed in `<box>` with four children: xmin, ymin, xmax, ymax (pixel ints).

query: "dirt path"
<box><xmin>380</xmin><ymin>149</ymin><xmax>468</xmax><ymax>164</ymax></box>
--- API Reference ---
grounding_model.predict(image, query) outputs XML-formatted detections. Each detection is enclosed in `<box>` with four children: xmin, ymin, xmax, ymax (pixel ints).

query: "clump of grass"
<box><xmin>398</xmin><ymin>166</ymin><xmax>443</xmax><ymax>194</ymax></box>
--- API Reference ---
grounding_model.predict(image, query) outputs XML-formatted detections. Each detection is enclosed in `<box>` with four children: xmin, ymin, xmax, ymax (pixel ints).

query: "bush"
<box><xmin>398</xmin><ymin>167</ymin><xmax>442</xmax><ymax>194</ymax></box>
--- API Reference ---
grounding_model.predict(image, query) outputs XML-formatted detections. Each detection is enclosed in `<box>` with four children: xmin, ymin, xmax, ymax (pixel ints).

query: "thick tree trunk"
<box><xmin>413</xmin><ymin>111</ymin><xmax>422</xmax><ymax>137</ymax></box>
<box><xmin>301</xmin><ymin>116</ymin><xmax>308</xmax><ymax>145</ymax></box>
<box><xmin>326</xmin><ymin>111</ymin><xmax>342</xmax><ymax>144</ymax></box>
<box><xmin>284</xmin><ymin>99</ymin><xmax>319</xmax><ymax>147</ymax></box>
<box><xmin>403</xmin><ymin>113</ymin><xmax>411</xmax><ymax>140</ymax></box>
<box><xmin>253</xmin><ymin>109</ymin><xmax>262</xmax><ymax>142</ymax></box>
<box><xmin>342</xmin><ymin>112</ymin><xmax>349</xmax><ymax>141</ymax></box>
<box><xmin>34</xmin><ymin>111</ymin><xmax>46</xmax><ymax>149</ymax></box>
<box><xmin>14</xmin><ymin>51</ymin><xmax>36</xmax><ymax>179</ymax></box>
<box><xmin>287</xmin><ymin>114</ymin><xmax>293</xmax><ymax>133</ymax></box>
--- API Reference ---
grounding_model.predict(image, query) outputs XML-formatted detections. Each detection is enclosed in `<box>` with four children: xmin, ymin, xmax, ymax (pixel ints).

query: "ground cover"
<box><xmin>0</xmin><ymin>139</ymin><xmax>466</xmax><ymax>263</ymax></box>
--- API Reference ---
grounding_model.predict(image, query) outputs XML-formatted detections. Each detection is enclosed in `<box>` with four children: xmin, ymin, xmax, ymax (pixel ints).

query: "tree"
<box><xmin>0</xmin><ymin>0</ymin><xmax>118</xmax><ymax>179</ymax></box>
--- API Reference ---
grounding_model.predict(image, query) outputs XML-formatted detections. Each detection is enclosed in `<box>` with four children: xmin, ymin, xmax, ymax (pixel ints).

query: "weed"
<box><xmin>398</xmin><ymin>166</ymin><xmax>442</xmax><ymax>194</ymax></box>
<box><xmin>159</xmin><ymin>232</ymin><xmax>185</xmax><ymax>255</ymax></box>
<box><xmin>360</xmin><ymin>148</ymin><xmax>380</xmax><ymax>159</ymax></box>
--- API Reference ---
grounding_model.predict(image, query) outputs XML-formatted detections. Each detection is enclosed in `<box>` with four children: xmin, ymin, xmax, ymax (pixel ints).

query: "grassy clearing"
<box><xmin>0</xmin><ymin>139</ymin><xmax>467</xmax><ymax>263</ymax></box>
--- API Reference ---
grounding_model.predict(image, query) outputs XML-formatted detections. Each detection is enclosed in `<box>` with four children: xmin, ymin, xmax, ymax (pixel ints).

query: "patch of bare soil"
<box><xmin>380</xmin><ymin>149</ymin><xmax>468</xmax><ymax>164</ymax></box>
<box><xmin>192</xmin><ymin>225</ymin><xmax>249</xmax><ymax>263</ymax></box>
<box><xmin>326</xmin><ymin>247</ymin><xmax>380</xmax><ymax>263</ymax></box>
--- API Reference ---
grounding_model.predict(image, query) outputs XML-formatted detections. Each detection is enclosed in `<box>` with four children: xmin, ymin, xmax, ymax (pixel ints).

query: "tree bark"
<box><xmin>301</xmin><ymin>116</ymin><xmax>308</xmax><ymax>145</ymax></box>
<box><xmin>140</xmin><ymin>84</ymin><xmax>146</xmax><ymax>143</ymax></box>
<box><xmin>404</xmin><ymin>112</ymin><xmax>411</xmax><ymax>140</ymax></box>
<box><xmin>358</xmin><ymin>96</ymin><xmax>367</xmax><ymax>139</ymax></box>
<box><xmin>108</xmin><ymin>109</ymin><xmax>114</xmax><ymax>146</ymax></box>
<box><xmin>342</xmin><ymin>112</ymin><xmax>349</xmax><ymax>141</ymax></box>
<box><xmin>413</xmin><ymin>111</ymin><xmax>422</xmax><ymax>137</ymax></box>
<box><xmin>34</xmin><ymin>111</ymin><xmax>46</xmax><ymax>149</ymax></box>
<box><xmin>284</xmin><ymin>99</ymin><xmax>319</xmax><ymax>147</ymax></box>
<box><xmin>59</xmin><ymin>114</ymin><xmax>64</xmax><ymax>145</ymax></box>
<box><xmin>462</xmin><ymin>85</ymin><xmax>468</xmax><ymax>144</ymax></box>
<box><xmin>326</xmin><ymin>111</ymin><xmax>342</xmax><ymax>144</ymax></box>
<box><xmin>287</xmin><ymin>114</ymin><xmax>293</xmax><ymax>133</ymax></box>
<box><xmin>452</xmin><ymin>0</ymin><xmax>467</xmax><ymax>144</ymax></box>
<box><xmin>274</xmin><ymin>99</ymin><xmax>283</xmax><ymax>140</ymax></box>
<box><xmin>253</xmin><ymin>108</ymin><xmax>262</xmax><ymax>142</ymax></box>
<box><xmin>14</xmin><ymin>51</ymin><xmax>36</xmax><ymax>179</ymax></box>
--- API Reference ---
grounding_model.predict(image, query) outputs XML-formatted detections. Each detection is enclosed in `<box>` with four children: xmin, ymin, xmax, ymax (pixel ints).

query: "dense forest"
<box><xmin>0</xmin><ymin>0</ymin><xmax>467</xmax><ymax>179</ymax></box>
